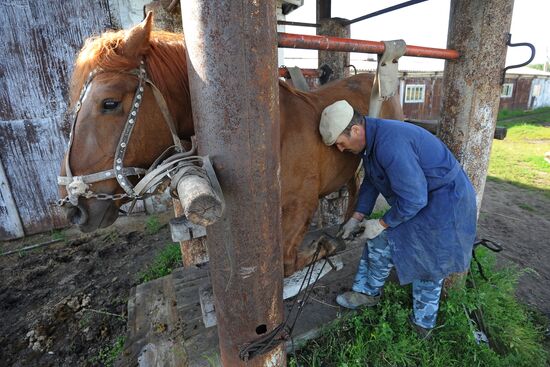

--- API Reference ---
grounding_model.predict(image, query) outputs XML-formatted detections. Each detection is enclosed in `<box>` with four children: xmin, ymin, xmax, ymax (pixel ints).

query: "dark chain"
<box><xmin>55</xmin><ymin>192</ymin><xmax>134</xmax><ymax>207</ymax></box>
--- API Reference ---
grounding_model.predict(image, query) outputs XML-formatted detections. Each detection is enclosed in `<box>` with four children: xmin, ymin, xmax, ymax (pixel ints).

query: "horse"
<box><xmin>58</xmin><ymin>13</ymin><xmax>404</xmax><ymax>276</ymax></box>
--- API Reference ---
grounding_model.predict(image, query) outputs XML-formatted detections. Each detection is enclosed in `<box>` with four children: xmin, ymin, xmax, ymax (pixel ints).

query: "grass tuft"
<box><xmin>145</xmin><ymin>215</ymin><xmax>163</xmax><ymax>235</ymax></box>
<box><xmin>289</xmin><ymin>247</ymin><xmax>549</xmax><ymax>367</ymax></box>
<box><xmin>90</xmin><ymin>336</ymin><xmax>125</xmax><ymax>367</ymax></box>
<box><xmin>138</xmin><ymin>242</ymin><xmax>182</xmax><ymax>283</ymax></box>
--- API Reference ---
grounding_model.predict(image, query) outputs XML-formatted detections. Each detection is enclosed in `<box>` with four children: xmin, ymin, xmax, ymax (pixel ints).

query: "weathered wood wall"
<box><xmin>0</xmin><ymin>1</ymin><xmax>111</xmax><ymax>239</ymax></box>
<box><xmin>499</xmin><ymin>77</ymin><xmax>533</xmax><ymax>111</ymax></box>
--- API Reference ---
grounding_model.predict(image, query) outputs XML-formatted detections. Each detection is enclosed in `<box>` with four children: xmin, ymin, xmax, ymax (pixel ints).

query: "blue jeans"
<box><xmin>352</xmin><ymin>232</ymin><xmax>443</xmax><ymax>329</ymax></box>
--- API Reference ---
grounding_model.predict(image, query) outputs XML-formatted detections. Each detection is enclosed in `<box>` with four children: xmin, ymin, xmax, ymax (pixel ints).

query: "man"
<box><xmin>319</xmin><ymin>100</ymin><xmax>477</xmax><ymax>336</ymax></box>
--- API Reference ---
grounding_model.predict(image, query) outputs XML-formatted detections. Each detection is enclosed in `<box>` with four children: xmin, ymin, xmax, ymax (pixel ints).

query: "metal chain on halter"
<box><xmin>55</xmin><ymin>192</ymin><xmax>133</xmax><ymax>207</ymax></box>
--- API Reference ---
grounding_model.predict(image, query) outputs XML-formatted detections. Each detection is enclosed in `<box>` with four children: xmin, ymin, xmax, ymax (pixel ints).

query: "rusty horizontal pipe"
<box><xmin>278</xmin><ymin>67</ymin><xmax>320</xmax><ymax>78</ymax></box>
<box><xmin>278</xmin><ymin>32</ymin><xmax>460</xmax><ymax>60</ymax></box>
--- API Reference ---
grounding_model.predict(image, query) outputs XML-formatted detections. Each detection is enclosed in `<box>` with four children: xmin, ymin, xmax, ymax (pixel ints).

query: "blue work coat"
<box><xmin>356</xmin><ymin>117</ymin><xmax>477</xmax><ymax>285</ymax></box>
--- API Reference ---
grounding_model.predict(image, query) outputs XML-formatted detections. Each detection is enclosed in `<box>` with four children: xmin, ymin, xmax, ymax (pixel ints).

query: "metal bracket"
<box><xmin>169</xmin><ymin>216</ymin><xmax>207</xmax><ymax>242</ymax></box>
<box><xmin>501</xmin><ymin>33</ymin><xmax>536</xmax><ymax>84</ymax></box>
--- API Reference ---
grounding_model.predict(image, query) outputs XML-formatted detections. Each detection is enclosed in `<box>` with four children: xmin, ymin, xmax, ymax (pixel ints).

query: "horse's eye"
<box><xmin>102</xmin><ymin>99</ymin><xmax>120</xmax><ymax>111</ymax></box>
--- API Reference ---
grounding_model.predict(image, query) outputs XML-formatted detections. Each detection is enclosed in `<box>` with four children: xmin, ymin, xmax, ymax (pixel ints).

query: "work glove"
<box><xmin>359</xmin><ymin>219</ymin><xmax>385</xmax><ymax>240</ymax></box>
<box><xmin>338</xmin><ymin>217</ymin><xmax>361</xmax><ymax>239</ymax></box>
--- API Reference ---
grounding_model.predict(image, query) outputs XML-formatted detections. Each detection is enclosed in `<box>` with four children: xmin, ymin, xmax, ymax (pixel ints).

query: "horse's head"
<box><xmin>58</xmin><ymin>13</ymin><xmax>192</xmax><ymax>232</ymax></box>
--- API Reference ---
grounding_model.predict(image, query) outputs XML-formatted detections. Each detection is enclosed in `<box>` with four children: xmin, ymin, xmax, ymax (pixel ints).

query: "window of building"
<box><xmin>404</xmin><ymin>84</ymin><xmax>425</xmax><ymax>103</ymax></box>
<box><xmin>501</xmin><ymin>83</ymin><xmax>514</xmax><ymax>98</ymax></box>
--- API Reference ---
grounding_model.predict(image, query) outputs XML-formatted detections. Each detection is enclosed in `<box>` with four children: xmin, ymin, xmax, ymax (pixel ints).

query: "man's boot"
<box><xmin>336</xmin><ymin>291</ymin><xmax>380</xmax><ymax>309</ymax></box>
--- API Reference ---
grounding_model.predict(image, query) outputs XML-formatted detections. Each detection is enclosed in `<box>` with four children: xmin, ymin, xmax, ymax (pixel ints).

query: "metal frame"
<box><xmin>278</xmin><ymin>32</ymin><xmax>460</xmax><ymax>60</ymax></box>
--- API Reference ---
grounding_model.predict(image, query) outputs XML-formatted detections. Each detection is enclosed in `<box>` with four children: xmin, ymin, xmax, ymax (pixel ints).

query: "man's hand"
<box><xmin>359</xmin><ymin>219</ymin><xmax>385</xmax><ymax>240</ymax></box>
<box><xmin>338</xmin><ymin>217</ymin><xmax>361</xmax><ymax>239</ymax></box>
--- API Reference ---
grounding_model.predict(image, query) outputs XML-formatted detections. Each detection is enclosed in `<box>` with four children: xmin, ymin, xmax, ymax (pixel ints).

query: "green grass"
<box><xmin>489</xmin><ymin>108</ymin><xmax>550</xmax><ymax>197</ymax></box>
<box><xmin>138</xmin><ymin>242</ymin><xmax>182</xmax><ymax>283</ymax></box>
<box><xmin>497</xmin><ymin>107</ymin><xmax>550</xmax><ymax>121</ymax></box>
<box><xmin>90</xmin><ymin>336</ymin><xmax>125</xmax><ymax>367</ymax></box>
<box><xmin>289</xmin><ymin>247</ymin><xmax>549</xmax><ymax>367</ymax></box>
<box><xmin>145</xmin><ymin>215</ymin><xmax>164</xmax><ymax>235</ymax></box>
<box><xmin>50</xmin><ymin>229</ymin><xmax>67</xmax><ymax>242</ymax></box>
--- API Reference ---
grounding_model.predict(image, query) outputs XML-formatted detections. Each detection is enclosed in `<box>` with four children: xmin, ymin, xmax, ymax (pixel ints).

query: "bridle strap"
<box><xmin>146</xmin><ymin>78</ymin><xmax>183</xmax><ymax>151</ymax></box>
<box><xmin>64</xmin><ymin>68</ymin><xmax>102</xmax><ymax>180</ymax></box>
<box><xmin>112</xmin><ymin>61</ymin><xmax>148</xmax><ymax>195</ymax></box>
<box><xmin>58</xmin><ymin>58</ymin><xmax>186</xmax><ymax>205</ymax></box>
<box><xmin>57</xmin><ymin>167</ymin><xmax>147</xmax><ymax>186</ymax></box>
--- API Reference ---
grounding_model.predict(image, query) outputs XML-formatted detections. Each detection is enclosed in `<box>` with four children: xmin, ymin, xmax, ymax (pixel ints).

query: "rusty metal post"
<box><xmin>317</xmin><ymin>18</ymin><xmax>350</xmax><ymax>82</ymax></box>
<box><xmin>181</xmin><ymin>2</ymin><xmax>285</xmax><ymax>366</ymax></box>
<box><xmin>438</xmin><ymin>0</ymin><xmax>514</xmax><ymax>209</ymax></box>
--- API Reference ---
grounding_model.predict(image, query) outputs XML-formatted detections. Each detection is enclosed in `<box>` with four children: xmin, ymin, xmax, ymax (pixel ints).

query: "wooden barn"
<box><xmin>396</xmin><ymin>66</ymin><xmax>550</xmax><ymax>120</ymax></box>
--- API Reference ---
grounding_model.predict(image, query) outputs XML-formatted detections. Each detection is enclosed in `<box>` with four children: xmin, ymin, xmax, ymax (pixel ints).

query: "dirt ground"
<box><xmin>1</xmin><ymin>179</ymin><xmax>549</xmax><ymax>367</ymax></box>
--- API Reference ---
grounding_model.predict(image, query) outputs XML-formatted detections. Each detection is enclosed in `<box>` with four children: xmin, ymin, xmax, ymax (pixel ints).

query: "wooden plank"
<box><xmin>121</xmin><ymin>272</ymin><xmax>188</xmax><ymax>367</ymax></box>
<box><xmin>0</xmin><ymin>0</ymin><xmax>111</xmax><ymax>238</ymax></box>
<box><xmin>122</xmin><ymin>240</ymin><xmax>369</xmax><ymax>367</ymax></box>
<box><xmin>173</xmin><ymin>199</ymin><xmax>209</xmax><ymax>267</ymax></box>
<box><xmin>0</xmin><ymin>1</ymin><xmax>110</xmax><ymax>121</ymax></box>
<box><xmin>0</xmin><ymin>118</ymin><xmax>68</xmax><ymax>237</ymax></box>
<box><xmin>0</xmin><ymin>159</ymin><xmax>24</xmax><ymax>239</ymax></box>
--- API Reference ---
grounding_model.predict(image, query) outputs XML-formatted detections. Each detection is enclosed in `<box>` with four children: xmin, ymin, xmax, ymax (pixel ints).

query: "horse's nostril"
<box><xmin>66</xmin><ymin>203</ymin><xmax>89</xmax><ymax>225</ymax></box>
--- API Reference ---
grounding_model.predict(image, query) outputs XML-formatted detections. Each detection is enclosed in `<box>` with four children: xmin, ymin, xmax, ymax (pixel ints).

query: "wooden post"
<box><xmin>181</xmin><ymin>1</ymin><xmax>285</xmax><ymax>366</ymax></box>
<box><xmin>439</xmin><ymin>0</ymin><xmax>515</xmax><ymax>210</ymax></box>
<box><xmin>316</xmin><ymin>0</ymin><xmax>350</xmax><ymax>82</ymax></box>
<box><xmin>144</xmin><ymin>0</ymin><xmax>182</xmax><ymax>33</ymax></box>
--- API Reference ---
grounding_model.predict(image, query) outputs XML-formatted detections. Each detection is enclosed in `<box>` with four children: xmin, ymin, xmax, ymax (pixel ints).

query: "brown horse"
<box><xmin>58</xmin><ymin>14</ymin><xmax>403</xmax><ymax>276</ymax></box>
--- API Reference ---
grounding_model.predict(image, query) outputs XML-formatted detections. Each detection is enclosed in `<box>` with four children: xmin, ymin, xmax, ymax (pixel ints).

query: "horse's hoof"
<box><xmin>318</xmin><ymin>235</ymin><xmax>346</xmax><ymax>254</ymax></box>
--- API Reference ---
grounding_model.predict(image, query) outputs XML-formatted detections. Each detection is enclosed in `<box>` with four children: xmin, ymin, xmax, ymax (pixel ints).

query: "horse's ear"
<box><xmin>123</xmin><ymin>11</ymin><xmax>153</xmax><ymax>59</ymax></box>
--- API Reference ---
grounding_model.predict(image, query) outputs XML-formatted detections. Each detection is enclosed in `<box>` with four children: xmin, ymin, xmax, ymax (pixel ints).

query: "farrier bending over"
<box><xmin>319</xmin><ymin>100</ymin><xmax>477</xmax><ymax>337</ymax></box>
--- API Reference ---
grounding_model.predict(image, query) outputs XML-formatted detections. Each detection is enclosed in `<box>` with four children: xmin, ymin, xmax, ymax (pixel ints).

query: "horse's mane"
<box><xmin>70</xmin><ymin>30</ymin><xmax>190</xmax><ymax>115</ymax></box>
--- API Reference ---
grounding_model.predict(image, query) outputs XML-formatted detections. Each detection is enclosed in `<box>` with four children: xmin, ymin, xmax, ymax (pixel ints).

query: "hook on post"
<box><xmin>501</xmin><ymin>33</ymin><xmax>536</xmax><ymax>84</ymax></box>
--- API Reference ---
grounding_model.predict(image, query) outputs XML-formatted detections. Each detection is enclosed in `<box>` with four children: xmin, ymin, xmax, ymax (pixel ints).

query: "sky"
<box><xmin>282</xmin><ymin>0</ymin><xmax>550</xmax><ymax>71</ymax></box>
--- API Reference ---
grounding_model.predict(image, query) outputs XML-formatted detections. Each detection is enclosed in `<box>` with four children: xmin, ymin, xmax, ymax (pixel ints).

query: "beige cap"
<box><xmin>319</xmin><ymin>100</ymin><xmax>354</xmax><ymax>145</ymax></box>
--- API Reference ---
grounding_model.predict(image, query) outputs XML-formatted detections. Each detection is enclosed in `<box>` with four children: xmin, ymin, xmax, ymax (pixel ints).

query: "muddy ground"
<box><xmin>1</xmin><ymin>179</ymin><xmax>549</xmax><ymax>367</ymax></box>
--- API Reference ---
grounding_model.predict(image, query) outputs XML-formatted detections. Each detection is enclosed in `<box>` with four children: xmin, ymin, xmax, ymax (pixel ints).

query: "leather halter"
<box><xmin>57</xmin><ymin>59</ymin><xmax>187</xmax><ymax>206</ymax></box>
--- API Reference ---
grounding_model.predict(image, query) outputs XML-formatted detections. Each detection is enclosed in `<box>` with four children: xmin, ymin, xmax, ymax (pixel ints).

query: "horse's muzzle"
<box><xmin>65</xmin><ymin>202</ymin><xmax>89</xmax><ymax>226</ymax></box>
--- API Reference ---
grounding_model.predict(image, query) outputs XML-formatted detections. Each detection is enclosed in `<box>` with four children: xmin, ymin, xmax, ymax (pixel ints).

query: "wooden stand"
<box><xmin>119</xmin><ymin>236</ymin><xmax>365</xmax><ymax>367</ymax></box>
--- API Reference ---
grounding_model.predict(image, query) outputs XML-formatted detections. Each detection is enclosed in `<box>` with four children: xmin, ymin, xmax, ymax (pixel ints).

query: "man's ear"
<box><xmin>351</xmin><ymin>124</ymin><xmax>361</xmax><ymax>137</ymax></box>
